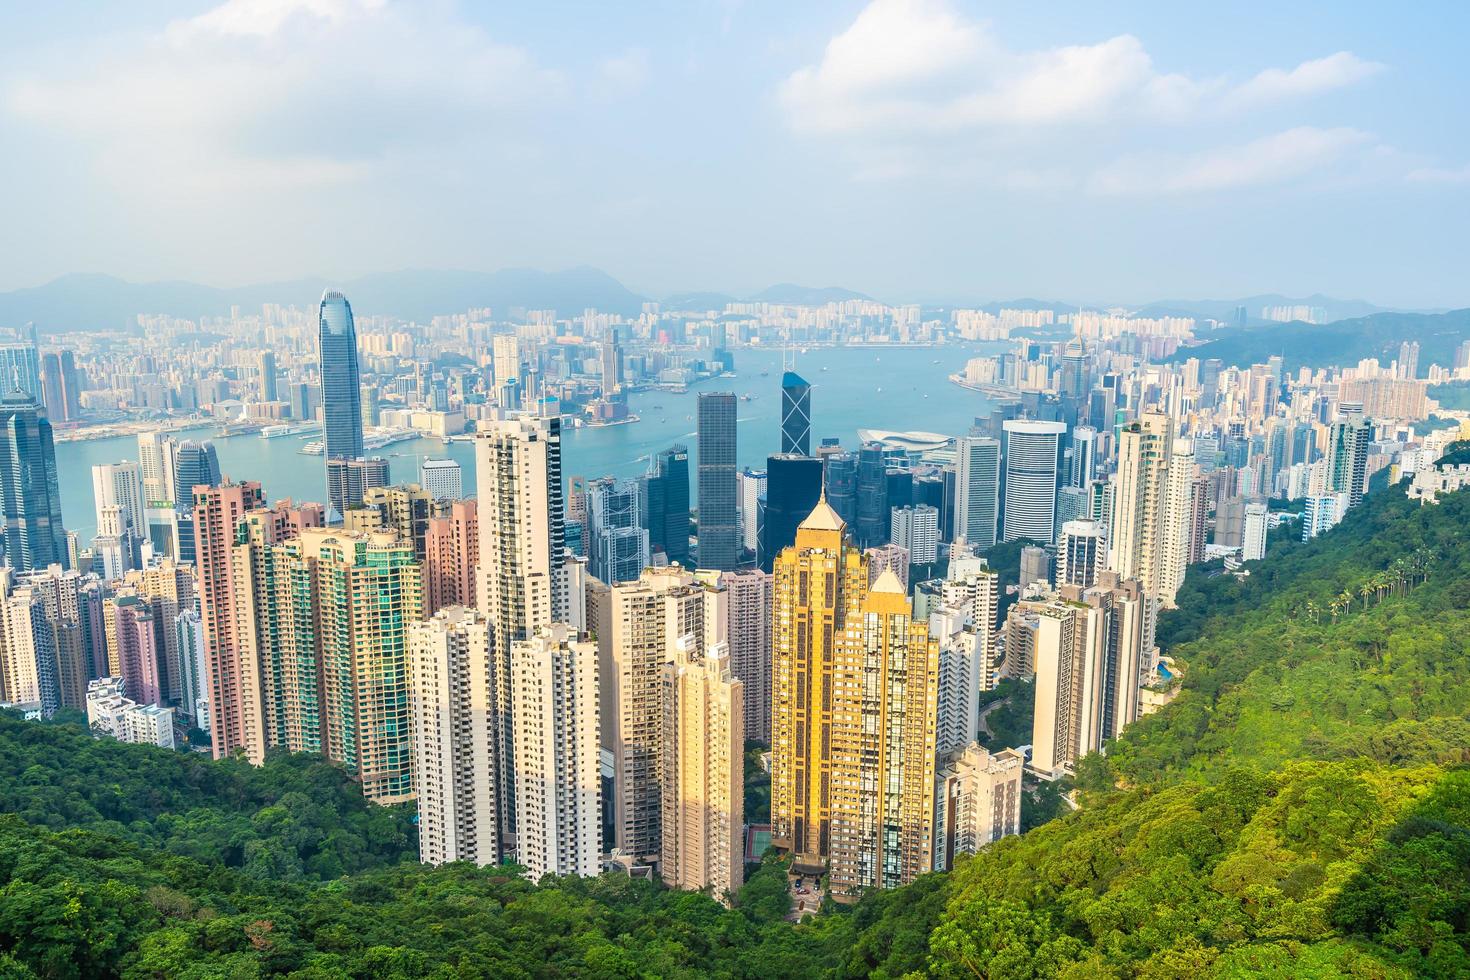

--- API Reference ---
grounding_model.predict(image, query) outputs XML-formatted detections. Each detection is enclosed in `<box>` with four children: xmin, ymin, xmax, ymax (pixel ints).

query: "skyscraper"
<box><xmin>780</xmin><ymin>370</ymin><xmax>811</xmax><ymax>456</ymax></box>
<box><xmin>0</xmin><ymin>391</ymin><xmax>67</xmax><ymax>572</ymax></box>
<box><xmin>822</xmin><ymin>451</ymin><xmax>858</xmax><ymax>527</ymax></box>
<box><xmin>409</xmin><ymin>606</ymin><xmax>499</xmax><ymax>866</ymax></box>
<box><xmin>424</xmin><ymin>500</ymin><xmax>477</xmax><ymax>613</ymax></box>
<box><xmin>419</xmin><ymin>458</ymin><xmax>463</xmax><ymax>500</ymax></box>
<box><xmin>172</xmin><ymin>440</ymin><xmax>221</xmax><ymax>507</ymax></box>
<box><xmin>1001</xmin><ymin>420</ymin><xmax>1066</xmax><ymax>543</ymax></box>
<box><xmin>1070</xmin><ymin>426</ymin><xmax>1099</xmax><ymax>488</ymax></box>
<box><xmin>890</xmin><ymin>504</ymin><xmax>940</xmax><ymax>566</ymax></box>
<box><xmin>759</xmin><ymin>454</ymin><xmax>822</xmax><ymax>572</ymax></box>
<box><xmin>644</xmin><ymin>445</ymin><xmax>691</xmax><ymax>566</ymax></box>
<box><xmin>1327</xmin><ymin>410</ymin><xmax>1372</xmax><ymax>510</ymax></box>
<box><xmin>661</xmin><ymin>644</ymin><xmax>744</xmax><ymax>900</ymax></box>
<box><xmin>696</xmin><ymin>393</ymin><xmax>739</xmax><ymax>570</ymax></box>
<box><xmin>1111</xmin><ymin>414</ymin><xmax>1192</xmax><ymax>613</ymax></box>
<box><xmin>933</xmin><ymin>745</ymin><xmax>1024</xmax><ymax>872</ymax></box>
<box><xmin>0</xmin><ymin>344</ymin><xmax>41</xmax><ymax>403</ymax></box>
<box><xmin>510</xmin><ymin>624</ymin><xmax>601</xmax><ymax>879</ymax></box>
<box><xmin>854</xmin><ymin>441</ymin><xmax>889</xmax><ymax>547</ymax></box>
<box><xmin>474</xmin><ymin>414</ymin><xmax>568</xmax><ymax>852</ymax></box>
<box><xmin>1242</xmin><ymin>502</ymin><xmax>1269</xmax><ymax>561</ymax></box>
<box><xmin>258</xmin><ymin>350</ymin><xmax>278</xmax><ymax>402</ymax></box>
<box><xmin>950</xmin><ymin>434</ymin><xmax>999</xmax><ymax>550</ymax></box>
<box><xmin>1057</xmin><ymin>519</ymin><xmax>1105</xmax><ymax>588</ymax></box>
<box><xmin>771</xmin><ymin>498</ymin><xmax>939</xmax><ymax>899</ymax></box>
<box><xmin>587</xmin><ymin>477</ymin><xmax>648</xmax><ymax>585</ymax></box>
<box><xmin>39</xmin><ymin>350</ymin><xmax>82</xmax><ymax>423</ymax></box>
<box><xmin>318</xmin><ymin>290</ymin><xmax>364</xmax><ymax>517</ymax></box>
<box><xmin>710</xmin><ymin>568</ymin><xmax>771</xmax><ymax>744</ymax></box>
<box><xmin>137</xmin><ymin>431</ymin><xmax>177</xmax><ymax>506</ymax></box>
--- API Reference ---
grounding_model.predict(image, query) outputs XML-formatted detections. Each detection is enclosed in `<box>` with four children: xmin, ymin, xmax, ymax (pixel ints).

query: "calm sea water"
<box><xmin>58</xmin><ymin>343</ymin><xmax>1001</xmax><ymax>540</ymax></box>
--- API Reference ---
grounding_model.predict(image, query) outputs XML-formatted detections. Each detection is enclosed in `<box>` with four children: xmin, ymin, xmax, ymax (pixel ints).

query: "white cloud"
<box><xmin>1407</xmin><ymin>164</ymin><xmax>1470</xmax><ymax>184</ymax></box>
<box><xmin>596</xmin><ymin>49</ymin><xmax>651</xmax><ymax>100</ymax></box>
<box><xmin>1090</xmin><ymin>127</ymin><xmax>1375</xmax><ymax>195</ymax></box>
<box><xmin>5</xmin><ymin>0</ymin><xmax>563</xmax><ymax>193</ymax></box>
<box><xmin>781</xmin><ymin>0</ymin><xmax>1379</xmax><ymax>135</ymax></box>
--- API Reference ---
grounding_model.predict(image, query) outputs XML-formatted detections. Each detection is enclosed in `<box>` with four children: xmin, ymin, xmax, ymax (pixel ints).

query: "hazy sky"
<box><xmin>3</xmin><ymin>1</ymin><xmax>1468</xmax><ymax>306</ymax></box>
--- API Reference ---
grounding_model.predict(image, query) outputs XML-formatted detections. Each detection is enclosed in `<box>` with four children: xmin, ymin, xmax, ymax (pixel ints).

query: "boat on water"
<box><xmin>300</xmin><ymin>440</ymin><xmax>324</xmax><ymax>455</ymax></box>
<box><xmin>584</xmin><ymin>414</ymin><xmax>641</xmax><ymax>429</ymax></box>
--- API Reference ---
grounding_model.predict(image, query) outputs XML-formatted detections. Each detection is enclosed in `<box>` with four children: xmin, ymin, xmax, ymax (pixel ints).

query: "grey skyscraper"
<box><xmin>39</xmin><ymin>351</ymin><xmax>82</xmax><ymax>423</ymax></box>
<box><xmin>822</xmin><ymin>451</ymin><xmax>858</xmax><ymax>526</ymax></box>
<box><xmin>780</xmin><ymin>371</ymin><xmax>811</xmax><ymax>456</ymax></box>
<box><xmin>697</xmin><ymin>392</ymin><xmax>739</xmax><ymax>570</ymax></box>
<box><xmin>318</xmin><ymin>290</ymin><xmax>364</xmax><ymax>516</ymax></box>
<box><xmin>172</xmin><ymin>441</ymin><xmax>221</xmax><ymax>506</ymax></box>
<box><xmin>259</xmin><ymin>351</ymin><xmax>278</xmax><ymax>402</ymax></box>
<box><xmin>0</xmin><ymin>391</ymin><xmax>67</xmax><ymax>571</ymax></box>
<box><xmin>1002</xmin><ymin>420</ymin><xmax>1066</xmax><ymax>543</ymax></box>
<box><xmin>644</xmin><ymin>445</ymin><xmax>691</xmax><ymax>566</ymax></box>
<box><xmin>954</xmin><ymin>435</ymin><xmax>1001</xmax><ymax>549</ymax></box>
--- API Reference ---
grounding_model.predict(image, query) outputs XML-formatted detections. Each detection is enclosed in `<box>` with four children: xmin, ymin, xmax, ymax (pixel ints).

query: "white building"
<box><xmin>92</xmin><ymin>461</ymin><xmax>147</xmax><ymax>545</ymax></box>
<box><xmin>511</xmin><ymin>624</ymin><xmax>601</xmax><ymax>879</ymax></box>
<box><xmin>419</xmin><ymin>458</ymin><xmax>464</xmax><ymax>500</ymax></box>
<box><xmin>890</xmin><ymin>504</ymin><xmax>939</xmax><ymax>565</ymax></box>
<box><xmin>954</xmin><ymin>436</ymin><xmax>1001</xmax><ymax>548</ymax></box>
<box><xmin>737</xmin><ymin>469</ymin><xmax>766</xmax><ymax>553</ymax></box>
<box><xmin>408</xmin><ymin>607</ymin><xmax>499</xmax><ymax>866</ymax></box>
<box><xmin>1056</xmin><ymin>519</ymin><xmax>1105</xmax><ymax>588</ymax></box>
<box><xmin>86</xmin><ymin>677</ymin><xmax>175</xmax><ymax>748</ymax></box>
<box><xmin>1242</xmin><ymin>502</ymin><xmax>1269</xmax><ymax>562</ymax></box>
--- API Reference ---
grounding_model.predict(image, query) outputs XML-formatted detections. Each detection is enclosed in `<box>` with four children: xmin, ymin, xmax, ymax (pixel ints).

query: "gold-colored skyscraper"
<box><xmin>771</xmin><ymin>497</ymin><xmax>939</xmax><ymax>900</ymax></box>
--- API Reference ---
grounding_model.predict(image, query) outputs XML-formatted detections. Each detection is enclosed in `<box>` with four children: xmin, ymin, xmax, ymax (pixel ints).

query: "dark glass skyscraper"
<box><xmin>855</xmin><ymin>441</ymin><xmax>889</xmax><ymax>547</ymax></box>
<box><xmin>759</xmin><ymin>453</ymin><xmax>822</xmax><ymax>572</ymax></box>
<box><xmin>780</xmin><ymin>371</ymin><xmax>811</xmax><ymax>456</ymax></box>
<box><xmin>173</xmin><ymin>440</ymin><xmax>221</xmax><ymax>505</ymax></box>
<box><xmin>696</xmin><ymin>392</ymin><xmax>739</xmax><ymax>570</ymax></box>
<box><xmin>0</xmin><ymin>390</ymin><xmax>67</xmax><ymax>571</ymax></box>
<box><xmin>822</xmin><ymin>451</ymin><xmax>858</xmax><ymax>526</ymax></box>
<box><xmin>318</xmin><ymin>290</ymin><xmax>364</xmax><ymax>517</ymax></box>
<box><xmin>39</xmin><ymin>350</ymin><xmax>82</xmax><ymax>423</ymax></box>
<box><xmin>644</xmin><ymin>444</ymin><xmax>691</xmax><ymax>566</ymax></box>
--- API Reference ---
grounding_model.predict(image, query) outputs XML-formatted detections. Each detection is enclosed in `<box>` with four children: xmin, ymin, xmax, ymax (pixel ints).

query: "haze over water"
<box><xmin>57</xmin><ymin>343</ymin><xmax>1000</xmax><ymax>541</ymax></box>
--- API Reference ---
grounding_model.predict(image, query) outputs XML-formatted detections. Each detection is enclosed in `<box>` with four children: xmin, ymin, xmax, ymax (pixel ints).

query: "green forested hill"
<box><xmin>0</xmin><ymin>483</ymin><xmax>1468</xmax><ymax>977</ymax></box>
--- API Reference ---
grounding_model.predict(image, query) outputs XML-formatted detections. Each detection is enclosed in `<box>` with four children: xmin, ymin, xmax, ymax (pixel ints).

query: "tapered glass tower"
<box><xmin>0</xmin><ymin>390</ymin><xmax>66</xmax><ymax>571</ymax></box>
<box><xmin>318</xmin><ymin>290</ymin><xmax>364</xmax><ymax>517</ymax></box>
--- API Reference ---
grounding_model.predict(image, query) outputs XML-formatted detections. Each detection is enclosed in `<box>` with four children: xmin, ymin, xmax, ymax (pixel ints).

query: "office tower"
<box><xmin>854</xmin><ymin>442</ymin><xmax>889</xmax><ymax>548</ymax></box>
<box><xmin>175</xmin><ymin>609</ymin><xmax>208</xmax><ymax>728</ymax></box>
<box><xmin>0</xmin><ymin>583</ymin><xmax>59</xmax><ymax>717</ymax></box>
<box><xmin>326</xmin><ymin>456</ymin><xmax>390</xmax><ymax>518</ymax></box>
<box><xmin>1026</xmin><ymin>575</ymin><xmax>1146</xmax><ymax>779</ymax></box>
<box><xmin>258</xmin><ymin>350</ymin><xmax>278</xmax><ymax>402</ymax></box>
<box><xmin>1242</xmin><ymin>502</ymin><xmax>1268</xmax><ymax>561</ymax></box>
<box><xmin>1327</xmin><ymin>412</ymin><xmax>1372</xmax><ymax>509</ymax></box>
<box><xmin>409</xmin><ymin>606</ymin><xmax>499</xmax><ymax>866</ymax></box>
<box><xmin>1110</xmin><ymin>413</ymin><xmax>1189</xmax><ymax>610</ymax></box>
<box><xmin>85</xmin><ymin>676</ymin><xmax>174</xmax><ymax>746</ymax></box>
<box><xmin>193</xmin><ymin>481</ymin><xmax>266</xmax><ymax>760</ymax></box>
<box><xmin>0</xmin><ymin>392</ymin><xmax>67</xmax><ymax>572</ymax></box>
<box><xmin>890</xmin><ymin>505</ymin><xmax>939</xmax><ymax>566</ymax></box>
<box><xmin>345</xmin><ymin>484</ymin><xmax>434</xmax><ymax>558</ymax></box>
<box><xmin>172</xmin><ymin>440</ymin><xmax>221</xmax><ymax>506</ymax></box>
<box><xmin>661</xmin><ymin>644</ymin><xmax>744</xmax><ymax>900</ymax></box>
<box><xmin>588</xmin><ymin>566</ymin><xmax>721</xmax><ymax>863</ymax></box>
<box><xmin>510</xmin><ymin>624</ymin><xmax>601</xmax><ymax>879</ymax></box>
<box><xmin>587</xmin><ymin>477</ymin><xmax>649</xmax><ymax>585</ymax></box>
<box><xmin>759</xmin><ymin>454</ymin><xmax>822</xmax><ymax>572</ymax></box>
<box><xmin>566</xmin><ymin>477</ymin><xmax>589</xmax><ymax>558</ymax></box>
<box><xmin>714</xmin><ymin>568</ymin><xmax>772</xmax><ymax>743</ymax></box>
<box><xmin>600</xmin><ymin>340</ymin><xmax>621</xmax><ymax>396</ymax></box>
<box><xmin>696</xmin><ymin>393</ymin><xmax>739</xmax><ymax>570</ymax></box>
<box><xmin>137</xmin><ymin>431</ymin><xmax>177</xmax><ymax>506</ymax></box>
<box><xmin>645</xmin><ymin>446</ymin><xmax>691</xmax><ymax>567</ymax></box>
<box><xmin>780</xmin><ymin>371</ymin><xmax>812</xmax><ymax>456</ymax></box>
<box><xmin>0</xmin><ymin>344</ymin><xmax>41</xmax><ymax>402</ymax></box>
<box><xmin>39</xmin><ymin>350</ymin><xmax>82</xmax><ymax>423</ymax></box>
<box><xmin>933</xmin><ymin>745</ymin><xmax>1024</xmax><ymax>872</ymax></box>
<box><xmin>419</xmin><ymin>458</ymin><xmax>463</xmax><ymax>500</ymax></box>
<box><xmin>1056</xmin><ymin>485</ymin><xmax>1091</xmax><ymax>527</ymax></box>
<box><xmin>424</xmin><ymin>500</ymin><xmax>478</xmax><ymax>613</ymax></box>
<box><xmin>772</xmin><ymin>499</ymin><xmax>939</xmax><ymax>897</ymax></box>
<box><xmin>1057</xmin><ymin>340</ymin><xmax>1087</xmax><ymax>400</ymax></box>
<box><xmin>319</xmin><ymin>290</ymin><xmax>365</xmax><ymax>517</ymax></box>
<box><xmin>475</xmin><ymin>414</ymin><xmax>568</xmax><ymax>850</ymax></box>
<box><xmin>1057</xmin><ymin>520</ymin><xmax>1105</xmax><ymax>588</ymax></box>
<box><xmin>737</xmin><ymin>468</ymin><xmax>766</xmax><ymax>554</ymax></box>
<box><xmin>886</xmin><ymin>468</ymin><xmax>914</xmax><ymax>512</ymax></box>
<box><xmin>954</xmin><ymin>435</ymin><xmax>1001</xmax><ymax>549</ymax></box>
<box><xmin>1185</xmin><ymin>477</ymin><xmax>1209</xmax><ymax>564</ymax></box>
<box><xmin>1001</xmin><ymin>420</ymin><xmax>1065</xmax><ymax>544</ymax></box>
<box><xmin>822</xmin><ymin>451</ymin><xmax>858</xmax><ymax>527</ymax></box>
<box><xmin>1070</xmin><ymin>426</ymin><xmax>1099</xmax><ymax>488</ymax></box>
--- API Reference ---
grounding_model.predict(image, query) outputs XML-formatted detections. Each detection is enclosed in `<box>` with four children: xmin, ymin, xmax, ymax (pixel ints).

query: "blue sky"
<box><xmin>2</xmin><ymin>1</ymin><xmax>1468</xmax><ymax>307</ymax></box>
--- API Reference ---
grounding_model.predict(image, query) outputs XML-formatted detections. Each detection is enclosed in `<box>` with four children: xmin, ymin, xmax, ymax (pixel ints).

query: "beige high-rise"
<box><xmin>661</xmin><ymin>644</ymin><xmax>744</xmax><ymax>901</ymax></box>
<box><xmin>934</xmin><ymin>744</ymin><xmax>1024</xmax><ymax>872</ymax></box>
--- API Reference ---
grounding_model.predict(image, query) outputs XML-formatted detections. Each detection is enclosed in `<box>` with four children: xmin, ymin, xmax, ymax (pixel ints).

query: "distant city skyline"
<box><xmin>3</xmin><ymin>2</ymin><xmax>1470</xmax><ymax>307</ymax></box>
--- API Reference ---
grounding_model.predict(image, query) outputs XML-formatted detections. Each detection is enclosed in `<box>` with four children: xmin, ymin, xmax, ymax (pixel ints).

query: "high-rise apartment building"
<box><xmin>1001</xmin><ymin>420</ymin><xmax>1066</xmax><ymax>543</ymax></box>
<box><xmin>1327</xmin><ymin>411</ymin><xmax>1372</xmax><ymax>510</ymax></box>
<box><xmin>345</xmin><ymin>484</ymin><xmax>434</xmax><ymax>559</ymax></box>
<box><xmin>696</xmin><ymin>393</ymin><xmax>739</xmax><ymax>570</ymax></box>
<box><xmin>771</xmin><ymin>498</ymin><xmax>940</xmax><ymax>899</ymax></box>
<box><xmin>510</xmin><ymin>624</ymin><xmax>601</xmax><ymax>879</ymax></box>
<box><xmin>92</xmin><ymin>461</ymin><xmax>146</xmax><ymax>556</ymax></box>
<box><xmin>954</xmin><ymin>435</ymin><xmax>1001</xmax><ymax>549</ymax></box>
<box><xmin>137</xmin><ymin>431</ymin><xmax>178</xmax><ymax>506</ymax></box>
<box><xmin>1056</xmin><ymin>519</ymin><xmax>1105</xmax><ymax>588</ymax></box>
<box><xmin>661</xmin><ymin>644</ymin><xmax>744</xmax><ymax>900</ymax></box>
<box><xmin>424</xmin><ymin>500</ymin><xmax>477</xmax><ymax>613</ymax></box>
<box><xmin>408</xmin><ymin>606</ymin><xmax>498</xmax><ymax>866</ymax></box>
<box><xmin>711</xmin><ymin>568</ymin><xmax>771</xmax><ymax>743</ymax></box>
<box><xmin>933</xmin><ymin>744</ymin><xmax>1024</xmax><ymax>872</ymax></box>
<box><xmin>1242</xmin><ymin>502</ymin><xmax>1269</xmax><ymax>561</ymax></box>
<box><xmin>475</xmin><ymin>414</ymin><xmax>568</xmax><ymax>850</ymax></box>
<box><xmin>318</xmin><ymin>290</ymin><xmax>365</xmax><ymax>518</ymax></box>
<box><xmin>0</xmin><ymin>579</ymin><xmax>59</xmax><ymax>716</ymax></box>
<box><xmin>1110</xmin><ymin>414</ymin><xmax>1190</xmax><ymax>613</ymax></box>
<box><xmin>326</xmin><ymin>457</ymin><xmax>389</xmax><ymax>520</ymax></box>
<box><xmin>890</xmin><ymin>504</ymin><xmax>939</xmax><ymax>566</ymax></box>
<box><xmin>737</xmin><ymin>467</ymin><xmax>766</xmax><ymax>554</ymax></box>
<box><xmin>0</xmin><ymin>391</ymin><xmax>67</xmax><ymax>572</ymax></box>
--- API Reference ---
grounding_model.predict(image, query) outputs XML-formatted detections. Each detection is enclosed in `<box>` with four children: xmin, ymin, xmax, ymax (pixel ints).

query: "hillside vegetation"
<box><xmin>0</xmin><ymin>482</ymin><xmax>1467</xmax><ymax>977</ymax></box>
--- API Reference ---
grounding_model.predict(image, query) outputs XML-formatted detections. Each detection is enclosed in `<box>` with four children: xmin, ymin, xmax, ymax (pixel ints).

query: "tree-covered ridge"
<box><xmin>0</xmin><ymin>714</ymin><xmax>415</xmax><ymax>882</ymax></box>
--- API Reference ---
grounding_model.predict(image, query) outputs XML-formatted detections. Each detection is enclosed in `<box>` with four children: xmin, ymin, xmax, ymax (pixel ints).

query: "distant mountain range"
<box><xmin>1170</xmin><ymin>308</ymin><xmax>1470</xmax><ymax>370</ymax></box>
<box><xmin>0</xmin><ymin>269</ymin><xmax>1444</xmax><ymax>335</ymax></box>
